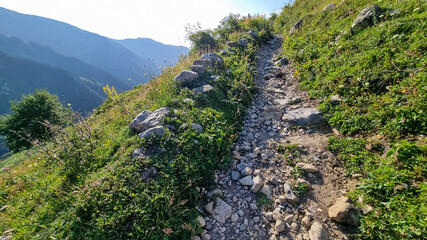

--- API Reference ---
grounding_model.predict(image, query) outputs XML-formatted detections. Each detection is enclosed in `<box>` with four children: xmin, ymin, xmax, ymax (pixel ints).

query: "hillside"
<box><xmin>0</xmin><ymin>1</ymin><xmax>425</xmax><ymax>240</ymax></box>
<box><xmin>0</xmin><ymin>7</ymin><xmax>157</xmax><ymax>85</ymax></box>
<box><xmin>116</xmin><ymin>38</ymin><xmax>189</xmax><ymax>68</ymax></box>
<box><xmin>0</xmin><ymin>51</ymin><xmax>105</xmax><ymax>114</ymax></box>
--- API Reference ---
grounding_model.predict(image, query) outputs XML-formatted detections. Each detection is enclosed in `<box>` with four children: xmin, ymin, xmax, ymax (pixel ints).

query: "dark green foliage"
<box><xmin>0</xmin><ymin>90</ymin><xmax>72</xmax><ymax>152</ymax></box>
<box><xmin>188</xmin><ymin>30</ymin><xmax>217</xmax><ymax>53</ymax></box>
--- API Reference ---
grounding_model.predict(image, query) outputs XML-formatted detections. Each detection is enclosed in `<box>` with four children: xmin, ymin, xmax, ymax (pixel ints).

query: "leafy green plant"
<box><xmin>0</xmin><ymin>89</ymin><xmax>73</xmax><ymax>152</ymax></box>
<box><xmin>293</xmin><ymin>182</ymin><xmax>309</xmax><ymax>196</ymax></box>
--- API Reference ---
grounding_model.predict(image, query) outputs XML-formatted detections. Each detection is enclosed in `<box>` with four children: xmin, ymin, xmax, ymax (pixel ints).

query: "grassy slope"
<box><xmin>274</xmin><ymin>0</ymin><xmax>426</xmax><ymax>239</ymax></box>
<box><xmin>0</xmin><ymin>17</ymin><xmax>272</xmax><ymax>239</ymax></box>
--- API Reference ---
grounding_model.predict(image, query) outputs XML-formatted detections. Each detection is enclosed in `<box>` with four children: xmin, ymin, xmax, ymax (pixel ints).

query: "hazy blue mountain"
<box><xmin>0</xmin><ymin>51</ymin><xmax>105</xmax><ymax>115</ymax></box>
<box><xmin>116</xmin><ymin>38</ymin><xmax>189</xmax><ymax>68</ymax></box>
<box><xmin>0</xmin><ymin>7</ymin><xmax>158</xmax><ymax>85</ymax></box>
<box><xmin>0</xmin><ymin>33</ymin><xmax>129</xmax><ymax>91</ymax></box>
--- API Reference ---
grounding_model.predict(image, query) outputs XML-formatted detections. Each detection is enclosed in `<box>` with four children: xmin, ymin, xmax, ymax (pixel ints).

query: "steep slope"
<box><xmin>0</xmin><ymin>51</ymin><xmax>105</xmax><ymax>114</ymax></box>
<box><xmin>0</xmin><ymin>33</ymin><xmax>129</xmax><ymax>91</ymax></box>
<box><xmin>116</xmin><ymin>38</ymin><xmax>189</xmax><ymax>68</ymax></box>
<box><xmin>0</xmin><ymin>7</ymin><xmax>157</xmax><ymax>85</ymax></box>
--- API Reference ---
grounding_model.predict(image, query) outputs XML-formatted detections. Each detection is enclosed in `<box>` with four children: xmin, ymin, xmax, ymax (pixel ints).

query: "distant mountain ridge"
<box><xmin>116</xmin><ymin>38</ymin><xmax>189</xmax><ymax>68</ymax></box>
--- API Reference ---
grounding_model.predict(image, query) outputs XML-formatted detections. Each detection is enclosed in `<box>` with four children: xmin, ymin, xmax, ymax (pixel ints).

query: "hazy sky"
<box><xmin>0</xmin><ymin>0</ymin><xmax>290</xmax><ymax>46</ymax></box>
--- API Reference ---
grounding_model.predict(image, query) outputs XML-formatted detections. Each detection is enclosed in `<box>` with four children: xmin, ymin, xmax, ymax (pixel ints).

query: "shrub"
<box><xmin>0</xmin><ymin>90</ymin><xmax>73</xmax><ymax>152</ymax></box>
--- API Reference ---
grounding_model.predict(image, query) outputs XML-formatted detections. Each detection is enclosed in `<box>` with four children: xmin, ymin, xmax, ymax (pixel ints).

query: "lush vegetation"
<box><xmin>274</xmin><ymin>0</ymin><xmax>426</xmax><ymax>239</ymax></box>
<box><xmin>0</xmin><ymin>16</ymin><xmax>272</xmax><ymax>239</ymax></box>
<box><xmin>0</xmin><ymin>90</ymin><xmax>73</xmax><ymax>152</ymax></box>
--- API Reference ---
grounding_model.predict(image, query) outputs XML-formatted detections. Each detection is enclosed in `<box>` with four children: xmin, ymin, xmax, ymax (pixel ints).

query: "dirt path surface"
<box><xmin>199</xmin><ymin>36</ymin><xmax>356</xmax><ymax>240</ymax></box>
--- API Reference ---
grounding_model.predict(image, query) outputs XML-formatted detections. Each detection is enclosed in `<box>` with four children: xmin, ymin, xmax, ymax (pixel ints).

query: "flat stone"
<box><xmin>231</xmin><ymin>171</ymin><xmax>241</xmax><ymax>181</ymax></box>
<box><xmin>282</xmin><ymin>108</ymin><xmax>326</xmax><ymax>127</ymax></box>
<box><xmin>138</xmin><ymin>126</ymin><xmax>165</xmax><ymax>139</ymax></box>
<box><xmin>260</xmin><ymin>185</ymin><xmax>272</xmax><ymax>198</ymax></box>
<box><xmin>212</xmin><ymin>197</ymin><xmax>232</xmax><ymax>223</ymax></box>
<box><xmin>323</xmin><ymin>3</ymin><xmax>336</xmax><ymax>11</ymax></box>
<box><xmin>297</xmin><ymin>163</ymin><xmax>319</xmax><ymax>173</ymax></box>
<box><xmin>173</xmin><ymin>70</ymin><xmax>199</xmax><ymax>84</ymax></box>
<box><xmin>239</xmin><ymin>176</ymin><xmax>253</xmax><ymax>186</ymax></box>
<box><xmin>352</xmin><ymin>4</ymin><xmax>384</xmax><ymax>29</ymax></box>
<box><xmin>328</xmin><ymin>197</ymin><xmax>360</xmax><ymax>226</ymax></box>
<box><xmin>191</xmin><ymin>123</ymin><xmax>203</xmax><ymax>133</ymax></box>
<box><xmin>191</xmin><ymin>65</ymin><xmax>207</xmax><ymax>74</ymax></box>
<box><xmin>205</xmin><ymin>202</ymin><xmax>214</xmax><ymax>214</ymax></box>
<box><xmin>309</xmin><ymin>221</ymin><xmax>329</xmax><ymax>240</ymax></box>
<box><xmin>193</xmin><ymin>85</ymin><xmax>214</xmax><ymax>96</ymax></box>
<box><xmin>275</xmin><ymin>220</ymin><xmax>286</xmax><ymax>234</ymax></box>
<box><xmin>251</xmin><ymin>176</ymin><xmax>264</xmax><ymax>193</ymax></box>
<box><xmin>129</xmin><ymin>107</ymin><xmax>169</xmax><ymax>133</ymax></box>
<box><xmin>283</xmin><ymin>182</ymin><xmax>298</xmax><ymax>202</ymax></box>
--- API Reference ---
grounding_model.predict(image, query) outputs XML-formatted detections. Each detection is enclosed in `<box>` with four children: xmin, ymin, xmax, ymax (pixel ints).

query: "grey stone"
<box><xmin>239</xmin><ymin>176</ymin><xmax>253</xmax><ymax>186</ymax></box>
<box><xmin>231</xmin><ymin>171</ymin><xmax>241</xmax><ymax>181</ymax></box>
<box><xmin>352</xmin><ymin>4</ymin><xmax>384</xmax><ymax>29</ymax></box>
<box><xmin>290</xmin><ymin>19</ymin><xmax>303</xmax><ymax>35</ymax></box>
<box><xmin>201</xmin><ymin>53</ymin><xmax>225</xmax><ymax>69</ymax></box>
<box><xmin>193</xmin><ymin>59</ymin><xmax>208</xmax><ymax>66</ymax></box>
<box><xmin>212</xmin><ymin>198</ymin><xmax>232</xmax><ymax>223</ymax></box>
<box><xmin>193</xmin><ymin>85</ymin><xmax>214</xmax><ymax>96</ymax></box>
<box><xmin>132</xmin><ymin>146</ymin><xmax>165</xmax><ymax>159</ymax></box>
<box><xmin>323</xmin><ymin>3</ymin><xmax>336</xmax><ymax>11</ymax></box>
<box><xmin>260</xmin><ymin>185</ymin><xmax>272</xmax><ymax>198</ymax></box>
<box><xmin>274</xmin><ymin>57</ymin><xmax>289</xmax><ymax>66</ymax></box>
<box><xmin>129</xmin><ymin>107</ymin><xmax>169</xmax><ymax>133</ymax></box>
<box><xmin>205</xmin><ymin>202</ymin><xmax>214</xmax><ymax>214</ymax></box>
<box><xmin>139</xmin><ymin>166</ymin><xmax>158</xmax><ymax>181</ymax></box>
<box><xmin>241</xmin><ymin>167</ymin><xmax>253</xmax><ymax>176</ymax></box>
<box><xmin>197</xmin><ymin>215</ymin><xmax>206</xmax><ymax>228</ymax></box>
<box><xmin>173</xmin><ymin>70</ymin><xmax>199</xmax><ymax>84</ymax></box>
<box><xmin>251</xmin><ymin>176</ymin><xmax>264</xmax><ymax>193</ymax></box>
<box><xmin>191</xmin><ymin>65</ymin><xmax>207</xmax><ymax>74</ymax></box>
<box><xmin>138</xmin><ymin>126</ymin><xmax>165</xmax><ymax>139</ymax></box>
<box><xmin>191</xmin><ymin>123</ymin><xmax>203</xmax><ymax>133</ymax></box>
<box><xmin>309</xmin><ymin>221</ymin><xmax>328</xmax><ymax>240</ymax></box>
<box><xmin>227</xmin><ymin>41</ymin><xmax>239</xmax><ymax>48</ymax></box>
<box><xmin>282</xmin><ymin>108</ymin><xmax>326</xmax><ymax>127</ymax></box>
<box><xmin>248</xmin><ymin>30</ymin><xmax>259</xmax><ymax>38</ymax></box>
<box><xmin>284</xmin><ymin>182</ymin><xmax>298</xmax><ymax>202</ymax></box>
<box><xmin>297</xmin><ymin>163</ymin><xmax>319</xmax><ymax>173</ymax></box>
<box><xmin>238</xmin><ymin>39</ymin><xmax>248</xmax><ymax>48</ymax></box>
<box><xmin>260</xmin><ymin>106</ymin><xmax>283</xmax><ymax>120</ymax></box>
<box><xmin>328</xmin><ymin>197</ymin><xmax>360</xmax><ymax>226</ymax></box>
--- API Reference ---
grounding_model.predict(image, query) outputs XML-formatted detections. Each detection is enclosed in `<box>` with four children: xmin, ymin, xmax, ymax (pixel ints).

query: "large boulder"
<box><xmin>282</xmin><ymin>108</ymin><xmax>326</xmax><ymax>127</ymax></box>
<box><xmin>212</xmin><ymin>197</ymin><xmax>232</xmax><ymax>223</ymax></box>
<box><xmin>201</xmin><ymin>53</ymin><xmax>225</xmax><ymax>69</ymax></box>
<box><xmin>260</xmin><ymin>106</ymin><xmax>283</xmax><ymax>121</ymax></box>
<box><xmin>328</xmin><ymin>197</ymin><xmax>360</xmax><ymax>226</ymax></box>
<box><xmin>289</xmin><ymin>19</ymin><xmax>303</xmax><ymax>35</ymax></box>
<box><xmin>129</xmin><ymin>107</ymin><xmax>169</xmax><ymax>133</ymax></box>
<box><xmin>173</xmin><ymin>70</ymin><xmax>199</xmax><ymax>84</ymax></box>
<box><xmin>138</xmin><ymin>126</ymin><xmax>165</xmax><ymax>139</ymax></box>
<box><xmin>191</xmin><ymin>65</ymin><xmax>207</xmax><ymax>74</ymax></box>
<box><xmin>352</xmin><ymin>4</ymin><xmax>384</xmax><ymax>29</ymax></box>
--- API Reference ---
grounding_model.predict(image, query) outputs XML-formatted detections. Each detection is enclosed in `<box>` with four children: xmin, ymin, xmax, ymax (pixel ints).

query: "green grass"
<box><xmin>274</xmin><ymin>0</ymin><xmax>426</xmax><ymax>239</ymax></box>
<box><xmin>0</xmin><ymin>16</ymin><xmax>273</xmax><ymax>239</ymax></box>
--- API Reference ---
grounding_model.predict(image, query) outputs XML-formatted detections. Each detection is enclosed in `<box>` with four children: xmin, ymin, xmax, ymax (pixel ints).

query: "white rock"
<box><xmin>297</xmin><ymin>163</ymin><xmax>319</xmax><ymax>173</ymax></box>
<box><xmin>251</xmin><ymin>176</ymin><xmax>264</xmax><ymax>193</ymax></box>
<box><xmin>275</xmin><ymin>220</ymin><xmax>286</xmax><ymax>234</ymax></box>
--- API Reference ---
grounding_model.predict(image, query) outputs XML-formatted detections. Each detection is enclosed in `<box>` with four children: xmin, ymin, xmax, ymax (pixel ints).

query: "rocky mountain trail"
<box><xmin>198</xmin><ymin>36</ymin><xmax>359</xmax><ymax>240</ymax></box>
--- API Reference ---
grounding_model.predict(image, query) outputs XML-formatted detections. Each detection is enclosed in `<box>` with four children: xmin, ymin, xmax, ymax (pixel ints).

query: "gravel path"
<box><xmin>198</xmin><ymin>36</ymin><xmax>356</xmax><ymax>240</ymax></box>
